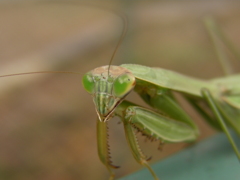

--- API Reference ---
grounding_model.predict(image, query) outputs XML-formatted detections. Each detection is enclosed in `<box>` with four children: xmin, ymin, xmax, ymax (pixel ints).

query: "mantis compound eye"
<box><xmin>82</xmin><ymin>73</ymin><xmax>95</xmax><ymax>94</ymax></box>
<box><xmin>113</xmin><ymin>73</ymin><xmax>136</xmax><ymax>97</ymax></box>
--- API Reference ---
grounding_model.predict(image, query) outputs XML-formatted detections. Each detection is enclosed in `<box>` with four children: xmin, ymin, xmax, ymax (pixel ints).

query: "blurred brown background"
<box><xmin>0</xmin><ymin>0</ymin><xmax>240</xmax><ymax>180</ymax></box>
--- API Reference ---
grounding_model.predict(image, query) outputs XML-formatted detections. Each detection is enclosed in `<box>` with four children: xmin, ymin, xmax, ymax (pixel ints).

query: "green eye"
<box><xmin>113</xmin><ymin>73</ymin><xmax>135</xmax><ymax>97</ymax></box>
<box><xmin>82</xmin><ymin>73</ymin><xmax>95</xmax><ymax>93</ymax></box>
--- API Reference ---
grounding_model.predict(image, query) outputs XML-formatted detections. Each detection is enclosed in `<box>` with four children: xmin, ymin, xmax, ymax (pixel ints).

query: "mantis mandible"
<box><xmin>1</xmin><ymin>2</ymin><xmax>240</xmax><ymax>180</ymax></box>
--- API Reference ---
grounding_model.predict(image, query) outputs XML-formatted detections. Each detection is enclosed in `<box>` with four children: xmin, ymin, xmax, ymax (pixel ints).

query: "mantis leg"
<box><xmin>219</xmin><ymin>102</ymin><xmax>240</xmax><ymax>135</ymax></box>
<box><xmin>184</xmin><ymin>96</ymin><xmax>222</xmax><ymax>130</ymax></box>
<box><xmin>114</xmin><ymin>100</ymin><xmax>199</xmax><ymax>180</ymax></box>
<box><xmin>135</xmin><ymin>85</ymin><xmax>199</xmax><ymax>136</ymax></box>
<box><xmin>97</xmin><ymin>120</ymin><xmax>119</xmax><ymax>180</ymax></box>
<box><xmin>201</xmin><ymin>88</ymin><xmax>240</xmax><ymax>160</ymax></box>
<box><xmin>122</xmin><ymin>118</ymin><xmax>159</xmax><ymax>180</ymax></box>
<box><xmin>204</xmin><ymin>17</ymin><xmax>234</xmax><ymax>75</ymax></box>
<box><xmin>204</xmin><ymin>17</ymin><xmax>240</xmax><ymax>75</ymax></box>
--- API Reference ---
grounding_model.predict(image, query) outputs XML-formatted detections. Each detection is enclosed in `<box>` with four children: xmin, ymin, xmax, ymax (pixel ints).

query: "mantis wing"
<box><xmin>120</xmin><ymin>64</ymin><xmax>214</xmax><ymax>97</ymax></box>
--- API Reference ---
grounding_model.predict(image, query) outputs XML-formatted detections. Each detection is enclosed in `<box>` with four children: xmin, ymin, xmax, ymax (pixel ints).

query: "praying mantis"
<box><xmin>0</xmin><ymin>1</ymin><xmax>240</xmax><ymax>180</ymax></box>
<box><xmin>82</xmin><ymin>6</ymin><xmax>240</xmax><ymax>180</ymax></box>
<box><xmin>82</xmin><ymin>27</ymin><xmax>240</xmax><ymax>180</ymax></box>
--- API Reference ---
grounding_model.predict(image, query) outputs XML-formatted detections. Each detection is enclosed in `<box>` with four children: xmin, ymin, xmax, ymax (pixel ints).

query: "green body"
<box><xmin>82</xmin><ymin>63</ymin><xmax>240</xmax><ymax>180</ymax></box>
<box><xmin>82</xmin><ymin>18</ymin><xmax>240</xmax><ymax>180</ymax></box>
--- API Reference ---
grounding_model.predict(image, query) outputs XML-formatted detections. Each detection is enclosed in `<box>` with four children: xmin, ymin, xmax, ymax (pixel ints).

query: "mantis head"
<box><xmin>82</xmin><ymin>65</ymin><xmax>136</xmax><ymax>122</ymax></box>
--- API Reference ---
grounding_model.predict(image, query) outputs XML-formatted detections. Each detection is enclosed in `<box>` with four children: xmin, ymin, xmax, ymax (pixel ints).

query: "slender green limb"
<box><xmin>142</xmin><ymin>162</ymin><xmax>159</xmax><ymax>180</ymax></box>
<box><xmin>135</xmin><ymin>85</ymin><xmax>199</xmax><ymax>136</ymax></box>
<box><xmin>122</xmin><ymin>118</ymin><xmax>159</xmax><ymax>180</ymax></box>
<box><xmin>114</xmin><ymin>99</ymin><xmax>200</xmax><ymax>179</ymax></box>
<box><xmin>97</xmin><ymin>120</ymin><xmax>118</xmax><ymax>180</ymax></box>
<box><xmin>217</xmin><ymin>101</ymin><xmax>240</xmax><ymax>135</ymax></box>
<box><xmin>205</xmin><ymin>16</ymin><xmax>240</xmax><ymax>62</ymax></box>
<box><xmin>115</xmin><ymin>101</ymin><xmax>159</xmax><ymax>180</ymax></box>
<box><xmin>150</xmin><ymin>91</ymin><xmax>199</xmax><ymax>133</ymax></box>
<box><xmin>184</xmin><ymin>96</ymin><xmax>222</xmax><ymax>131</ymax></box>
<box><xmin>204</xmin><ymin>17</ymin><xmax>233</xmax><ymax>75</ymax></box>
<box><xmin>217</xmin><ymin>31</ymin><xmax>240</xmax><ymax>62</ymax></box>
<box><xmin>201</xmin><ymin>88</ymin><xmax>240</xmax><ymax>160</ymax></box>
<box><xmin>116</xmin><ymin>101</ymin><xmax>198</xmax><ymax>143</ymax></box>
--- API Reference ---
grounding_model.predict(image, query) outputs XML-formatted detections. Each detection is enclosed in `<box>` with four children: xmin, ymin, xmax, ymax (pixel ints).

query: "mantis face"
<box><xmin>82</xmin><ymin>65</ymin><xmax>136</xmax><ymax>122</ymax></box>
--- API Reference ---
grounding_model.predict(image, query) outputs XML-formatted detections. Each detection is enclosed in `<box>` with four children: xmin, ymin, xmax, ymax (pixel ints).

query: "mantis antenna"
<box><xmin>0</xmin><ymin>71</ymin><xmax>81</xmax><ymax>78</ymax></box>
<box><xmin>0</xmin><ymin>1</ymin><xmax>128</xmax><ymax>78</ymax></box>
<box><xmin>104</xmin><ymin>7</ymin><xmax>128</xmax><ymax>75</ymax></box>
